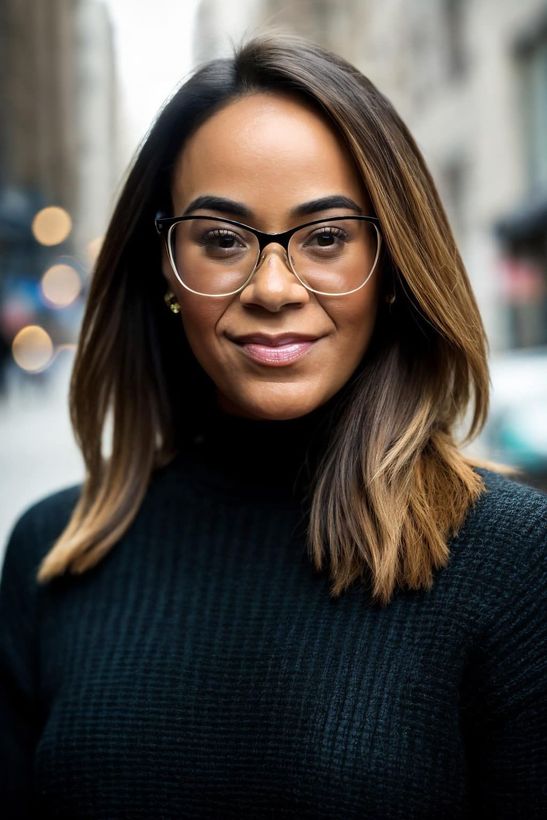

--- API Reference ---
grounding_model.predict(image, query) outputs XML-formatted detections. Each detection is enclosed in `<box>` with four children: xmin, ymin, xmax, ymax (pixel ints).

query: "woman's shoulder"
<box><xmin>448</xmin><ymin>466</ymin><xmax>546</xmax><ymax>609</ymax></box>
<box><xmin>2</xmin><ymin>483</ymin><xmax>83</xmax><ymax>579</ymax></box>
<box><xmin>469</xmin><ymin>466</ymin><xmax>546</xmax><ymax>543</ymax></box>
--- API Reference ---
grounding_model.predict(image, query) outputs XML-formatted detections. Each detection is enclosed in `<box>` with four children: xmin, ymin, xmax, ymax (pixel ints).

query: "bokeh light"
<box><xmin>86</xmin><ymin>236</ymin><xmax>104</xmax><ymax>267</ymax></box>
<box><xmin>32</xmin><ymin>206</ymin><xmax>72</xmax><ymax>246</ymax></box>
<box><xmin>11</xmin><ymin>325</ymin><xmax>54</xmax><ymax>372</ymax></box>
<box><xmin>41</xmin><ymin>263</ymin><xmax>82</xmax><ymax>308</ymax></box>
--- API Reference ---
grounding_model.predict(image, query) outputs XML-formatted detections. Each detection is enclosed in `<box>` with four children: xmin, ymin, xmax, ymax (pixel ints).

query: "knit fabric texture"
<box><xmin>1</xmin><ymin>405</ymin><xmax>546</xmax><ymax>819</ymax></box>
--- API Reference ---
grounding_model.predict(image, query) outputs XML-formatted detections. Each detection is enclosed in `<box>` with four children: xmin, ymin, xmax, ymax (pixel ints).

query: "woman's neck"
<box><xmin>174</xmin><ymin>392</ymin><xmax>345</xmax><ymax>502</ymax></box>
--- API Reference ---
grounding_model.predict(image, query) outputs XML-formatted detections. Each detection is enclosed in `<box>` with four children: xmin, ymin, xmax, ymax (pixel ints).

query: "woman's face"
<box><xmin>162</xmin><ymin>92</ymin><xmax>381</xmax><ymax>420</ymax></box>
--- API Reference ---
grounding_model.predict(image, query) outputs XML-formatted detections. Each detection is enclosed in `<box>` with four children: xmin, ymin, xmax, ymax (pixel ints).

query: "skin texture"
<box><xmin>162</xmin><ymin>92</ymin><xmax>382</xmax><ymax>420</ymax></box>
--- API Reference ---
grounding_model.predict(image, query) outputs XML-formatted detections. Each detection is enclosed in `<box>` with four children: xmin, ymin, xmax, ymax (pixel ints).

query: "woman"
<box><xmin>1</xmin><ymin>34</ymin><xmax>545</xmax><ymax>819</ymax></box>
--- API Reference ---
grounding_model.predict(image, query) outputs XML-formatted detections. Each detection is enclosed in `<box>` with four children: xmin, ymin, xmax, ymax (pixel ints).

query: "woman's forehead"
<box><xmin>171</xmin><ymin>92</ymin><xmax>367</xmax><ymax>219</ymax></box>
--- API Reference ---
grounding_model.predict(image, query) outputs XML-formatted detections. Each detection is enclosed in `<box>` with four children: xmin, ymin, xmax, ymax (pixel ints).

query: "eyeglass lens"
<box><xmin>168</xmin><ymin>217</ymin><xmax>379</xmax><ymax>296</ymax></box>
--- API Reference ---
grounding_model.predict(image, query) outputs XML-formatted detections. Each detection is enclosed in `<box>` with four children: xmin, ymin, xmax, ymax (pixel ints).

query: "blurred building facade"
<box><xmin>0</xmin><ymin>0</ymin><xmax>120</xmax><ymax>238</ymax></box>
<box><xmin>0</xmin><ymin>0</ymin><xmax>121</xmax><ymax>550</ymax></box>
<box><xmin>0</xmin><ymin>0</ymin><xmax>120</xmax><ymax>384</ymax></box>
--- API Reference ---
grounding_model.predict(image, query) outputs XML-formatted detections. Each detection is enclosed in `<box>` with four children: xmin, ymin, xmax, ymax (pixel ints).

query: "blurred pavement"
<box><xmin>0</xmin><ymin>351</ymin><xmax>84</xmax><ymax>562</ymax></box>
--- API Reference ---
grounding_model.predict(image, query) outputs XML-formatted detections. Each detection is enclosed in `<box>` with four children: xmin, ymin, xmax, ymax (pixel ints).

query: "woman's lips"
<box><xmin>227</xmin><ymin>331</ymin><xmax>322</xmax><ymax>367</ymax></box>
<box><xmin>235</xmin><ymin>339</ymin><xmax>317</xmax><ymax>366</ymax></box>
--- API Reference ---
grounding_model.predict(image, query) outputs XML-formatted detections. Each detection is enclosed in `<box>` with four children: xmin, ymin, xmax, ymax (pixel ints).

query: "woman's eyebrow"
<box><xmin>183</xmin><ymin>195</ymin><xmax>250</xmax><ymax>218</ymax></box>
<box><xmin>182</xmin><ymin>194</ymin><xmax>363</xmax><ymax>219</ymax></box>
<box><xmin>290</xmin><ymin>196</ymin><xmax>363</xmax><ymax>217</ymax></box>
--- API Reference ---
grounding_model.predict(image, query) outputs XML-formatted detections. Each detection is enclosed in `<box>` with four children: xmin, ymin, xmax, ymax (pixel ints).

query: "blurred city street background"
<box><xmin>1</xmin><ymin>0</ymin><xmax>546</xmax><ymax>557</ymax></box>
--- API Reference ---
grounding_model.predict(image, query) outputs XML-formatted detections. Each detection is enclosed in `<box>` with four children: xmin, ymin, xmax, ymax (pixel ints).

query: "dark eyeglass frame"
<box><xmin>154</xmin><ymin>212</ymin><xmax>382</xmax><ymax>298</ymax></box>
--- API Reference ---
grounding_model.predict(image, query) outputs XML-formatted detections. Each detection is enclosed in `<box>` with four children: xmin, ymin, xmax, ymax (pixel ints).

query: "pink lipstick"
<box><xmin>229</xmin><ymin>332</ymin><xmax>320</xmax><ymax>367</ymax></box>
<box><xmin>240</xmin><ymin>340</ymin><xmax>315</xmax><ymax>366</ymax></box>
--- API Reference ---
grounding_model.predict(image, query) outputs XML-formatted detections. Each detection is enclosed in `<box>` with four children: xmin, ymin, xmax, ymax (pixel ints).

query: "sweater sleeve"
<box><xmin>462</xmin><ymin>504</ymin><xmax>547</xmax><ymax>818</ymax></box>
<box><xmin>0</xmin><ymin>510</ymin><xmax>42</xmax><ymax>819</ymax></box>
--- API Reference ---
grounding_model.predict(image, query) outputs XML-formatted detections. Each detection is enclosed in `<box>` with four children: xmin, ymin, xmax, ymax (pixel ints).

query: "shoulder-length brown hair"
<box><xmin>36</xmin><ymin>33</ymin><xmax>514</xmax><ymax>606</ymax></box>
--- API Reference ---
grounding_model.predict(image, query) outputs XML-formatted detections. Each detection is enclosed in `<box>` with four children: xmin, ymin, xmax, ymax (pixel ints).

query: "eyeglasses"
<box><xmin>154</xmin><ymin>213</ymin><xmax>382</xmax><ymax>297</ymax></box>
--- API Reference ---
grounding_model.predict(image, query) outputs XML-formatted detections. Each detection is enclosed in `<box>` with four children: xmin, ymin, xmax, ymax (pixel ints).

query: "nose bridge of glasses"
<box><xmin>255</xmin><ymin>237</ymin><xmax>293</xmax><ymax>274</ymax></box>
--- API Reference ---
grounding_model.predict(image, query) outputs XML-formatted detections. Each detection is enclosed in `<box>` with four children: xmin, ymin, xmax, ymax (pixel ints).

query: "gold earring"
<box><xmin>164</xmin><ymin>290</ymin><xmax>181</xmax><ymax>314</ymax></box>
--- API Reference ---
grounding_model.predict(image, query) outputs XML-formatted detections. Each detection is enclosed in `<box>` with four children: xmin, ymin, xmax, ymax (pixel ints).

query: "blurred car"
<box><xmin>483</xmin><ymin>346</ymin><xmax>547</xmax><ymax>491</ymax></box>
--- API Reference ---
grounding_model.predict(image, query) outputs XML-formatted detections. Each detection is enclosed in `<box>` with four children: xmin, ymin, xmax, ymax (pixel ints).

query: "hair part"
<box><xmin>36</xmin><ymin>33</ymin><xmax>517</xmax><ymax>606</ymax></box>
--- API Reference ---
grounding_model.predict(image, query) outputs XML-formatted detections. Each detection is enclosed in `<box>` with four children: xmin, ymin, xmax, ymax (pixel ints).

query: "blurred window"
<box><xmin>496</xmin><ymin>16</ymin><xmax>547</xmax><ymax>350</ymax></box>
<box><xmin>520</xmin><ymin>35</ymin><xmax>547</xmax><ymax>193</ymax></box>
<box><xmin>500</xmin><ymin>256</ymin><xmax>547</xmax><ymax>349</ymax></box>
<box><xmin>443</xmin><ymin>0</ymin><xmax>468</xmax><ymax>81</ymax></box>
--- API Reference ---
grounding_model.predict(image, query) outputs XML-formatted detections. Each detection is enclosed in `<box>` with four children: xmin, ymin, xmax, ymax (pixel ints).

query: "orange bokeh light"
<box><xmin>32</xmin><ymin>206</ymin><xmax>72</xmax><ymax>246</ymax></box>
<box><xmin>12</xmin><ymin>325</ymin><xmax>54</xmax><ymax>372</ymax></box>
<box><xmin>86</xmin><ymin>236</ymin><xmax>104</xmax><ymax>267</ymax></box>
<box><xmin>41</xmin><ymin>263</ymin><xmax>82</xmax><ymax>308</ymax></box>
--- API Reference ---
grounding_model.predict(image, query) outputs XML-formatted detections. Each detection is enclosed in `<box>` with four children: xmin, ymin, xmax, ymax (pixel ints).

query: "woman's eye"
<box><xmin>308</xmin><ymin>227</ymin><xmax>347</xmax><ymax>247</ymax></box>
<box><xmin>202</xmin><ymin>230</ymin><xmax>246</xmax><ymax>250</ymax></box>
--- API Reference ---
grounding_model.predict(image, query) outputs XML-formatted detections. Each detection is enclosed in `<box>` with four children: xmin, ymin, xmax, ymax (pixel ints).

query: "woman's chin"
<box><xmin>216</xmin><ymin>387</ymin><xmax>325</xmax><ymax>421</ymax></box>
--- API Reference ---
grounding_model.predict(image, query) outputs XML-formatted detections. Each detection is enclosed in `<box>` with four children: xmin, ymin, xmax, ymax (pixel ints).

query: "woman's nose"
<box><xmin>238</xmin><ymin>245</ymin><xmax>310</xmax><ymax>311</ymax></box>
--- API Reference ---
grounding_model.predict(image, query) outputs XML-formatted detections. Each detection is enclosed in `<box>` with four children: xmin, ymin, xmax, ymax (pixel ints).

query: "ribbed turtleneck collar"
<box><xmin>163</xmin><ymin>393</ymin><xmax>343</xmax><ymax>504</ymax></box>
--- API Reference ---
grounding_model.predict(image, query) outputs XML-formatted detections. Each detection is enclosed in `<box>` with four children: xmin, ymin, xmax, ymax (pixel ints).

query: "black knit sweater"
<box><xmin>1</xmin><ymin>405</ymin><xmax>546</xmax><ymax>819</ymax></box>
